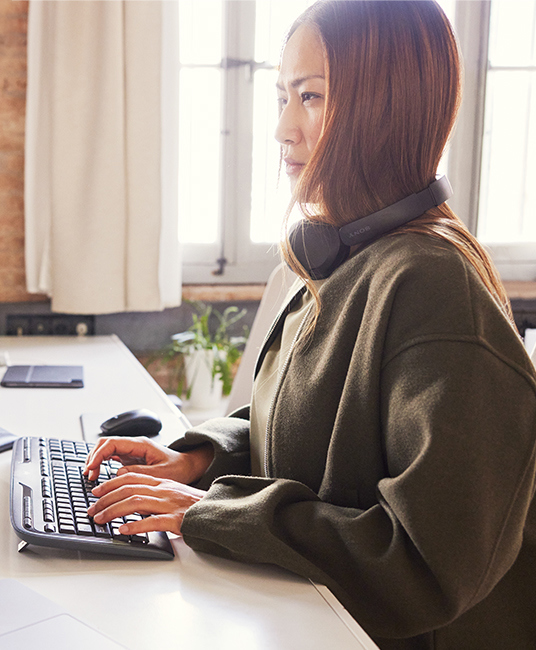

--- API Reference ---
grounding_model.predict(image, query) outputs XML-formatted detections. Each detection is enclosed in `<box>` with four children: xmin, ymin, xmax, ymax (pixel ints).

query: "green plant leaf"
<box><xmin>165</xmin><ymin>301</ymin><xmax>249</xmax><ymax>399</ymax></box>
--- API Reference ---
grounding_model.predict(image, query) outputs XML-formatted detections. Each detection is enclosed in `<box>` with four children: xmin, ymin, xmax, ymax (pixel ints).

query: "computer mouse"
<box><xmin>99</xmin><ymin>409</ymin><xmax>162</xmax><ymax>437</ymax></box>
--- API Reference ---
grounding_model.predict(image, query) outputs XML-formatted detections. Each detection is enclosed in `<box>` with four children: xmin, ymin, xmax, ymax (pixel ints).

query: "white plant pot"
<box><xmin>184</xmin><ymin>349</ymin><xmax>223</xmax><ymax>410</ymax></box>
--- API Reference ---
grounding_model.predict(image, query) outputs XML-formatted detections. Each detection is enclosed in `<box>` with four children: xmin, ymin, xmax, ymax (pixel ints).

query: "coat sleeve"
<box><xmin>168</xmin><ymin>408</ymin><xmax>251</xmax><ymax>490</ymax></box>
<box><xmin>180</xmin><ymin>341</ymin><xmax>536</xmax><ymax>639</ymax></box>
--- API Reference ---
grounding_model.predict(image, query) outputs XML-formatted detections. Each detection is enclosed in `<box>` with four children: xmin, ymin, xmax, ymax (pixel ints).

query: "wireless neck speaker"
<box><xmin>288</xmin><ymin>175</ymin><xmax>453</xmax><ymax>280</ymax></box>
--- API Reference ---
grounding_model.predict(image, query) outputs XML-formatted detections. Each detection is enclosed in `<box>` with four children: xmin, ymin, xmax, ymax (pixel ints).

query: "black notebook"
<box><xmin>1</xmin><ymin>365</ymin><xmax>84</xmax><ymax>388</ymax></box>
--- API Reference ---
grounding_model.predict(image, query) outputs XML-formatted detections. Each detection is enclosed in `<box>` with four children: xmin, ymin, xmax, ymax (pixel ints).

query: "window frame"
<box><xmin>445</xmin><ymin>1</ymin><xmax>491</xmax><ymax>237</ymax></box>
<box><xmin>181</xmin><ymin>1</ymin><xmax>283</xmax><ymax>285</ymax></box>
<box><xmin>182</xmin><ymin>0</ymin><xmax>535</xmax><ymax>285</ymax></box>
<box><xmin>448</xmin><ymin>0</ymin><xmax>536</xmax><ymax>282</ymax></box>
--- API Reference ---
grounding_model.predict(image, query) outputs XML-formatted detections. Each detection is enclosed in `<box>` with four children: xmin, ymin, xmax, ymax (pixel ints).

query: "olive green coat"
<box><xmin>172</xmin><ymin>234</ymin><xmax>536</xmax><ymax>649</ymax></box>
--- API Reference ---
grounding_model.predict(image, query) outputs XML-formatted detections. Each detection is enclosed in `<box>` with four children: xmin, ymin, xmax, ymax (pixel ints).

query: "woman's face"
<box><xmin>275</xmin><ymin>24</ymin><xmax>326</xmax><ymax>191</ymax></box>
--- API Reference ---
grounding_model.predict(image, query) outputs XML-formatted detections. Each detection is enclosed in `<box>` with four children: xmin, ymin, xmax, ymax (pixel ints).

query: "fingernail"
<box><xmin>119</xmin><ymin>524</ymin><xmax>129</xmax><ymax>534</ymax></box>
<box><xmin>87</xmin><ymin>504</ymin><xmax>95</xmax><ymax>515</ymax></box>
<box><xmin>94</xmin><ymin>513</ymin><xmax>104</xmax><ymax>523</ymax></box>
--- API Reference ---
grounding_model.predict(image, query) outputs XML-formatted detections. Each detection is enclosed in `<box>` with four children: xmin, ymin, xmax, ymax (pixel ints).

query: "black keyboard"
<box><xmin>10</xmin><ymin>436</ymin><xmax>174</xmax><ymax>560</ymax></box>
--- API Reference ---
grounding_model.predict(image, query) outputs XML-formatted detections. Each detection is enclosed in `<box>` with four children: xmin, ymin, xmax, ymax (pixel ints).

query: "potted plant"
<box><xmin>169</xmin><ymin>302</ymin><xmax>248</xmax><ymax>409</ymax></box>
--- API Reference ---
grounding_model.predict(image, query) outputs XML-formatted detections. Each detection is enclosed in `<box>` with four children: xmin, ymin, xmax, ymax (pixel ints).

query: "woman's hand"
<box><xmin>83</xmin><ymin>436</ymin><xmax>214</xmax><ymax>485</ymax></box>
<box><xmin>86</xmin><ymin>472</ymin><xmax>205</xmax><ymax>536</ymax></box>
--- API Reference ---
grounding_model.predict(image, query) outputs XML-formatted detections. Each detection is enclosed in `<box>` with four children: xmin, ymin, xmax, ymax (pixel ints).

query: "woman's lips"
<box><xmin>284</xmin><ymin>159</ymin><xmax>305</xmax><ymax>176</ymax></box>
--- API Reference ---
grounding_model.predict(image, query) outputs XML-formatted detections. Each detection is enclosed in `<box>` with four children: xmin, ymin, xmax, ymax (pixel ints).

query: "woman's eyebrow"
<box><xmin>276</xmin><ymin>74</ymin><xmax>325</xmax><ymax>90</ymax></box>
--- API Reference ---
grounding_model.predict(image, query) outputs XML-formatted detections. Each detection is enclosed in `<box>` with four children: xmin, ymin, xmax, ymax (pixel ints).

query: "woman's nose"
<box><xmin>275</xmin><ymin>104</ymin><xmax>301</xmax><ymax>146</ymax></box>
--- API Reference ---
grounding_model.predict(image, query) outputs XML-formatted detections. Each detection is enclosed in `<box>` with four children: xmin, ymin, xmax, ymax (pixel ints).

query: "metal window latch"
<box><xmin>221</xmin><ymin>57</ymin><xmax>251</xmax><ymax>69</ymax></box>
<box><xmin>220</xmin><ymin>58</ymin><xmax>272</xmax><ymax>82</ymax></box>
<box><xmin>212</xmin><ymin>257</ymin><xmax>228</xmax><ymax>276</ymax></box>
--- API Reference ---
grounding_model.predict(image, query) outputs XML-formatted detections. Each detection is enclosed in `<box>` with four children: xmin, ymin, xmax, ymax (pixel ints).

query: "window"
<box><xmin>178</xmin><ymin>0</ymin><xmax>535</xmax><ymax>285</ymax></box>
<box><xmin>446</xmin><ymin>0</ymin><xmax>536</xmax><ymax>282</ymax></box>
<box><xmin>178</xmin><ymin>1</ymin><xmax>312</xmax><ymax>284</ymax></box>
<box><xmin>477</xmin><ymin>0</ymin><xmax>536</xmax><ymax>280</ymax></box>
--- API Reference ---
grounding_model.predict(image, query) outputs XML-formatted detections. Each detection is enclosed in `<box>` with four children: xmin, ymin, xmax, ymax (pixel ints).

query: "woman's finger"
<box><xmin>115</xmin><ymin>464</ymin><xmax>172</xmax><ymax>478</ymax></box>
<box><xmin>92</xmin><ymin>493</ymin><xmax>163</xmax><ymax>524</ymax></box>
<box><xmin>91</xmin><ymin>472</ymin><xmax>160</xmax><ymax>499</ymax></box>
<box><xmin>84</xmin><ymin>437</ymin><xmax>153</xmax><ymax>479</ymax></box>
<box><xmin>119</xmin><ymin>513</ymin><xmax>185</xmax><ymax>537</ymax></box>
<box><xmin>91</xmin><ymin>486</ymin><xmax>193</xmax><ymax>524</ymax></box>
<box><xmin>89</xmin><ymin>475</ymin><xmax>185</xmax><ymax>517</ymax></box>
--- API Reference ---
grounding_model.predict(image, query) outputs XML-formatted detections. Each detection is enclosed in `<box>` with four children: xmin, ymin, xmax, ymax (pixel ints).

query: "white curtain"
<box><xmin>24</xmin><ymin>0</ymin><xmax>181</xmax><ymax>314</ymax></box>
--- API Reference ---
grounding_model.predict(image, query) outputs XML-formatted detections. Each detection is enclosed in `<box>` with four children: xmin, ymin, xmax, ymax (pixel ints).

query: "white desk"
<box><xmin>0</xmin><ymin>335</ymin><xmax>377</xmax><ymax>650</ymax></box>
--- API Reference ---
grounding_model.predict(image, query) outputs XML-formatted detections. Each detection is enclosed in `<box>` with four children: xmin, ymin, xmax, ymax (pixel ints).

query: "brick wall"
<box><xmin>0</xmin><ymin>0</ymin><xmax>43</xmax><ymax>303</ymax></box>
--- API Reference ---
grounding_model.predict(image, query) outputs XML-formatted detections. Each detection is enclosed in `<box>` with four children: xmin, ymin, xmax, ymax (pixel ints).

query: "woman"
<box><xmin>85</xmin><ymin>2</ymin><xmax>536</xmax><ymax>648</ymax></box>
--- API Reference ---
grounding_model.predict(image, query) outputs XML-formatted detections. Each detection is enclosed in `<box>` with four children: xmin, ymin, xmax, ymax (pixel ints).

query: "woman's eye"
<box><xmin>301</xmin><ymin>92</ymin><xmax>320</xmax><ymax>103</ymax></box>
<box><xmin>277</xmin><ymin>97</ymin><xmax>287</xmax><ymax>113</ymax></box>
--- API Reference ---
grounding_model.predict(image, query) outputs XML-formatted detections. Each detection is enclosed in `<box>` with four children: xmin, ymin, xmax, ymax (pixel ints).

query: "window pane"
<box><xmin>478</xmin><ymin>70</ymin><xmax>536</xmax><ymax>242</ymax></box>
<box><xmin>179</xmin><ymin>0</ymin><xmax>222</xmax><ymax>65</ymax></box>
<box><xmin>255</xmin><ymin>0</ymin><xmax>311</xmax><ymax>63</ymax></box>
<box><xmin>435</xmin><ymin>1</ymin><xmax>455</xmax><ymax>176</ymax></box>
<box><xmin>478</xmin><ymin>0</ymin><xmax>536</xmax><ymax>245</ymax></box>
<box><xmin>178</xmin><ymin>68</ymin><xmax>222</xmax><ymax>244</ymax></box>
<box><xmin>437</xmin><ymin>0</ymin><xmax>455</xmax><ymax>24</ymax></box>
<box><xmin>251</xmin><ymin>68</ymin><xmax>291</xmax><ymax>243</ymax></box>
<box><xmin>251</xmin><ymin>0</ymin><xmax>314</xmax><ymax>244</ymax></box>
<box><xmin>488</xmin><ymin>0</ymin><xmax>536</xmax><ymax>67</ymax></box>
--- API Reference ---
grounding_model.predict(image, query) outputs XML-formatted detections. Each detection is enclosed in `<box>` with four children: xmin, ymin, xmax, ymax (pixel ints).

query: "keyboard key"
<box><xmin>110</xmin><ymin>521</ymin><xmax>129</xmax><ymax>541</ymax></box>
<box><xmin>22</xmin><ymin>494</ymin><xmax>34</xmax><ymax>531</ymax></box>
<box><xmin>111</xmin><ymin>530</ymin><xmax>129</xmax><ymax>542</ymax></box>
<box><xmin>42</xmin><ymin>499</ymin><xmax>55</xmax><ymax>522</ymax></box>
<box><xmin>76</xmin><ymin>523</ymin><xmax>93</xmax><ymax>536</ymax></box>
<box><xmin>41</xmin><ymin>478</ymin><xmax>52</xmax><ymax>498</ymax></box>
<box><xmin>23</xmin><ymin>438</ymin><xmax>31</xmax><ymax>462</ymax></box>
<box><xmin>93</xmin><ymin>523</ymin><xmax>111</xmax><ymax>538</ymax></box>
<box><xmin>57</xmin><ymin>510</ymin><xmax>73</xmax><ymax>520</ymax></box>
<box><xmin>125</xmin><ymin>514</ymin><xmax>143</xmax><ymax>523</ymax></box>
<box><xmin>59</xmin><ymin>521</ymin><xmax>76</xmax><ymax>534</ymax></box>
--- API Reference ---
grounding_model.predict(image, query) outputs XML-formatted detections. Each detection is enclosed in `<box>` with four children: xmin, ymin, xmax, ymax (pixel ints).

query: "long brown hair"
<box><xmin>282</xmin><ymin>0</ymin><xmax>513</xmax><ymax>324</ymax></box>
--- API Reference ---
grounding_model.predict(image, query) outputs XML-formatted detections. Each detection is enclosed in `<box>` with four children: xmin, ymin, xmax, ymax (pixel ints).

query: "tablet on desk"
<box><xmin>0</xmin><ymin>579</ymin><xmax>126</xmax><ymax>650</ymax></box>
<box><xmin>1</xmin><ymin>365</ymin><xmax>84</xmax><ymax>388</ymax></box>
